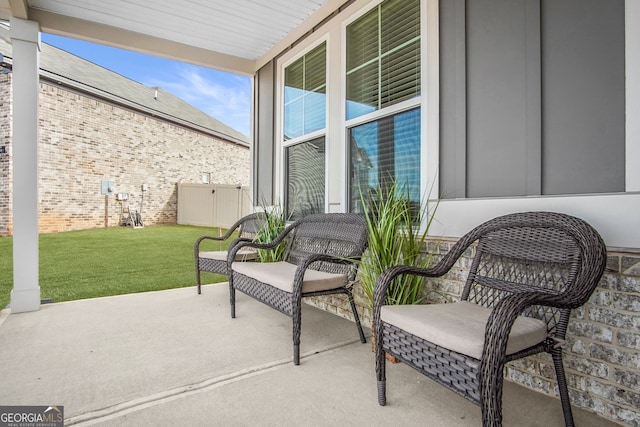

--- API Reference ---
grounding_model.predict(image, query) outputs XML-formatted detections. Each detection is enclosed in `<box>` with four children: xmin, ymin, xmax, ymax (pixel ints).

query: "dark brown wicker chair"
<box><xmin>374</xmin><ymin>211</ymin><xmax>607</xmax><ymax>427</ymax></box>
<box><xmin>194</xmin><ymin>212</ymin><xmax>266</xmax><ymax>294</ymax></box>
<box><xmin>229</xmin><ymin>213</ymin><xmax>369</xmax><ymax>365</ymax></box>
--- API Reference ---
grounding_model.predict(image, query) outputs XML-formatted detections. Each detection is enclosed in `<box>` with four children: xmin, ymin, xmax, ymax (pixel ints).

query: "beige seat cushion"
<box><xmin>381</xmin><ymin>301</ymin><xmax>548</xmax><ymax>360</ymax></box>
<box><xmin>232</xmin><ymin>261</ymin><xmax>347</xmax><ymax>293</ymax></box>
<box><xmin>200</xmin><ymin>249</ymin><xmax>258</xmax><ymax>262</ymax></box>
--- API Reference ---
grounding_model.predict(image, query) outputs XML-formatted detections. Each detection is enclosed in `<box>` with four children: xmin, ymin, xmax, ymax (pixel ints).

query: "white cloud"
<box><xmin>145</xmin><ymin>65</ymin><xmax>251</xmax><ymax>136</ymax></box>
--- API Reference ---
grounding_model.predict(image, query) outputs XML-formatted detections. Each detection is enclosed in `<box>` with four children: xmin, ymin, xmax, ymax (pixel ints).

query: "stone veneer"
<box><xmin>0</xmin><ymin>74</ymin><xmax>249</xmax><ymax>235</ymax></box>
<box><xmin>306</xmin><ymin>238</ymin><xmax>640</xmax><ymax>426</ymax></box>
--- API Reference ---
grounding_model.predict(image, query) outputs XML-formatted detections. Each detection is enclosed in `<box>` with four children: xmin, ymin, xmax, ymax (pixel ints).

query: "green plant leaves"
<box><xmin>255</xmin><ymin>204</ymin><xmax>288</xmax><ymax>263</ymax></box>
<box><xmin>357</xmin><ymin>180</ymin><xmax>438</xmax><ymax>308</ymax></box>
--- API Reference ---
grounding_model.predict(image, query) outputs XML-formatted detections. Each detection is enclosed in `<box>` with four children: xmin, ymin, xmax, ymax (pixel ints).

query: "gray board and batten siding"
<box><xmin>253</xmin><ymin>0</ymin><xmax>626</xmax><ymax>205</ymax></box>
<box><xmin>440</xmin><ymin>0</ymin><xmax>625</xmax><ymax>199</ymax></box>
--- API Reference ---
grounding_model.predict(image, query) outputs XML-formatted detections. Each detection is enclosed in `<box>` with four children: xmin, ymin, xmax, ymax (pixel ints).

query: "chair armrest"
<box><xmin>195</xmin><ymin>234</ymin><xmax>227</xmax><ymax>249</ymax></box>
<box><xmin>288</xmin><ymin>253</ymin><xmax>360</xmax><ymax>296</ymax></box>
<box><xmin>479</xmin><ymin>290</ymin><xmax>567</xmax><ymax>407</ymax></box>
<box><xmin>373</xmin><ymin>264</ymin><xmax>450</xmax><ymax>313</ymax></box>
<box><xmin>224</xmin><ymin>237</ymin><xmax>256</xmax><ymax>262</ymax></box>
<box><xmin>194</xmin><ymin>235</ymin><xmax>226</xmax><ymax>259</ymax></box>
<box><xmin>195</xmin><ymin>213</ymin><xmax>260</xmax><ymax>253</ymax></box>
<box><xmin>228</xmin><ymin>223</ymin><xmax>295</xmax><ymax>262</ymax></box>
<box><xmin>372</xmin><ymin>264</ymin><xmax>448</xmax><ymax>348</ymax></box>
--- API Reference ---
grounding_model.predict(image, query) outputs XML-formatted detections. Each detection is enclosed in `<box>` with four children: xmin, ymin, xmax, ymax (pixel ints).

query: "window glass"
<box><xmin>284</xmin><ymin>42</ymin><xmax>327</xmax><ymax>139</ymax></box>
<box><xmin>286</xmin><ymin>137</ymin><xmax>326</xmax><ymax>220</ymax></box>
<box><xmin>350</xmin><ymin>108</ymin><xmax>421</xmax><ymax>212</ymax></box>
<box><xmin>347</xmin><ymin>0</ymin><xmax>422</xmax><ymax>213</ymax></box>
<box><xmin>346</xmin><ymin>0</ymin><xmax>421</xmax><ymax>120</ymax></box>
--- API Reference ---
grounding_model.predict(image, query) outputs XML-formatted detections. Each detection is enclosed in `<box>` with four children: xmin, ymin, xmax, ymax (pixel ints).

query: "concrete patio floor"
<box><xmin>0</xmin><ymin>283</ymin><xmax>616</xmax><ymax>427</ymax></box>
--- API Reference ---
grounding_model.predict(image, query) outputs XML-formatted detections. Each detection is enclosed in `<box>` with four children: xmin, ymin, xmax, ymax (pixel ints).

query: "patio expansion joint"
<box><xmin>64</xmin><ymin>337</ymin><xmax>364</xmax><ymax>426</ymax></box>
<box><xmin>0</xmin><ymin>308</ymin><xmax>9</xmax><ymax>329</ymax></box>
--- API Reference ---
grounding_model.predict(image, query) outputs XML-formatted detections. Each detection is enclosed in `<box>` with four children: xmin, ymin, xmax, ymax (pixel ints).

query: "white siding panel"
<box><xmin>429</xmin><ymin>194</ymin><xmax>640</xmax><ymax>250</ymax></box>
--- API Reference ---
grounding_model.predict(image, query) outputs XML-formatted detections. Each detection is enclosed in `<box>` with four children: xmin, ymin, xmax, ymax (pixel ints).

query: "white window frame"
<box><xmin>341</xmin><ymin>0</ymin><xmax>438</xmax><ymax>221</ymax></box>
<box><xmin>273</xmin><ymin>0</ymin><xmax>439</xmax><ymax>216</ymax></box>
<box><xmin>275</xmin><ymin>36</ymin><xmax>330</xmax><ymax>212</ymax></box>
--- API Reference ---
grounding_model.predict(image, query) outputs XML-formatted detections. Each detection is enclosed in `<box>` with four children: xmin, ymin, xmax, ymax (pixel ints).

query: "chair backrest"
<box><xmin>283</xmin><ymin>213</ymin><xmax>368</xmax><ymax>281</ymax></box>
<box><xmin>454</xmin><ymin>212</ymin><xmax>606</xmax><ymax>339</ymax></box>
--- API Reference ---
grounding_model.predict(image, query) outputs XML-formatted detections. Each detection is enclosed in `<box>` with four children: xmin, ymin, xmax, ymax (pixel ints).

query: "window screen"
<box><xmin>286</xmin><ymin>137</ymin><xmax>326</xmax><ymax>220</ymax></box>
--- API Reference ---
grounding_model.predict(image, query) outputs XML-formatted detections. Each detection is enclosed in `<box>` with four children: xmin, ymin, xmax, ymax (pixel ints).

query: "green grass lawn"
<box><xmin>0</xmin><ymin>225</ymin><xmax>232</xmax><ymax>310</ymax></box>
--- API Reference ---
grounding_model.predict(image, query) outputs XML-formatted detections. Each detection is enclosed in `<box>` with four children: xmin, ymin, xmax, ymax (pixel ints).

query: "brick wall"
<box><xmin>307</xmin><ymin>238</ymin><xmax>640</xmax><ymax>426</ymax></box>
<box><xmin>0</xmin><ymin>75</ymin><xmax>250</xmax><ymax>235</ymax></box>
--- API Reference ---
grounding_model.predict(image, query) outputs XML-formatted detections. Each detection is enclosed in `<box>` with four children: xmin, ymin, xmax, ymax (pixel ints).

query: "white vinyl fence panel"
<box><xmin>177</xmin><ymin>184</ymin><xmax>251</xmax><ymax>228</ymax></box>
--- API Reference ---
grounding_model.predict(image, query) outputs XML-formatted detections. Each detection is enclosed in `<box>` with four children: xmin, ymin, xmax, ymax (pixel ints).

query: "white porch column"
<box><xmin>10</xmin><ymin>18</ymin><xmax>41</xmax><ymax>313</ymax></box>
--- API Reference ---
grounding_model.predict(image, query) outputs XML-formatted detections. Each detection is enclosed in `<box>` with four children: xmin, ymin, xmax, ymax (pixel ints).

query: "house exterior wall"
<box><xmin>0</xmin><ymin>75</ymin><xmax>250</xmax><ymax>235</ymax></box>
<box><xmin>276</xmin><ymin>1</ymin><xmax>638</xmax><ymax>424</ymax></box>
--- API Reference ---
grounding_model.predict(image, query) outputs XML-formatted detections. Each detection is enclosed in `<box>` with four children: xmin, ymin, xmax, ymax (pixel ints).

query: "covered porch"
<box><xmin>0</xmin><ymin>284</ymin><xmax>616</xmax><ymax>426</ymax></box>
<box><xmin>1</xmin><ymin>1</ymin><xmax>639</xmax><ymax>425</ymax></box>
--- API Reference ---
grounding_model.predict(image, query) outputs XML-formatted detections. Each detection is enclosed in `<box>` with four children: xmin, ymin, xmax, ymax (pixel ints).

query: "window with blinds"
<box><xmin>346</xmin><ymin>0</ymin><xmax>421</xmax><ymax>120</ymax></box>
<box><xmin>284</xmin><ymin>42</ymin><xmax>327</xmax><ymax>140</ymax></box>
<box><xmin>283</xmin><ymin>42</ymin><xmax>327</xmax><ymax>219</ymax></box>
<box><xmin>286</xmin><ymin>137</ymin><xmax>325</xmax><ymax>220</ymax></box>
<box><xmin>347</xmin><ymin>0</ymin><xmax>422</xmax><ymax>213</ymax></box>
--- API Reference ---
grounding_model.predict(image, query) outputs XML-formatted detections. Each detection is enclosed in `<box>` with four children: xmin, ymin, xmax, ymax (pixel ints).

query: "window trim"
<box><xmin>627</xmin><ymin>0</ymin><xmax>640</xmax><ymax>192</ymax></box>
<box><xmin>342</xmin><ymin>0</ymin><xmax>437</xmax><ymax>220</ymax></box>
<box><xmin>276</xmin><ymin>35</ymin><xmax>330</xmax><ymax>211</ymax></box>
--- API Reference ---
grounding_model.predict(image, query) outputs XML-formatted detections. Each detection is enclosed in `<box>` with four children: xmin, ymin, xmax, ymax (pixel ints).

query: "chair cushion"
<box><xmin>199</xmin><ymin>249</ymin><xmax>257</xmax><ymax>262</ymax></box>
<box><xmin>232</xmin><ymin>261</ymin><xmax>347</xmax><ymax>293</ymax></box>
<box><xmin>380</xmin><ymin>301</ymin><xmax>548</xmax><ymax>360</ymax></box>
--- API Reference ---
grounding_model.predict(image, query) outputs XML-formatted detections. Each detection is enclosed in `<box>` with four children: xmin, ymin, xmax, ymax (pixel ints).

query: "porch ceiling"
<box><xmin>0</xmin><ymin>0</ymin><xmax>344</xmax><ymax>75</ymax></box>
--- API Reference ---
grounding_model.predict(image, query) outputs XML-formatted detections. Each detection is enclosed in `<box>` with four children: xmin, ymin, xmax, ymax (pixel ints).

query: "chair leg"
<box><xmin>375</xmin><ymin>334</ymin><xmax>386</xmax><ymax>405</ymax></box>
<box><xmin>552</xmin><ymin>347</ymin><xmax>575</xmax><ymax>427</ymax></box>
<box><xmin>346</xmin><ymin>288</ymin><xmax>366</xmax><ymax>343</ymax></box>
<box><xmin>377</xmin><ymin>380</ymin><xmax>386</xmax><ymax>406</ymax></box>
<box><xmin>375</xmin><ymin>319</ymin><xmax>387</xmax><ymax>405</ymax></box>
<box><xmin>229</xmin><ymin>279</ymin><xmax>236</xmax><ymax>319</ymax></box>
<box><xmin>294</xmin><ymin>344</ymin><xmax>300</xmax><ymax>366</ymax></box>
<box><xmin>195</xmin><ymin>259</ymin><xmax>202</xmax><ymax>295</ymax></box>
<box><xmin>480</xmin><ymin>359</ymin><xmax>505</xmax><ymax>427</ymax></box>
<box><xmin>293</xmin><ymin>300</ymin><xmax>302</xmax><ymax>365</ymax></box>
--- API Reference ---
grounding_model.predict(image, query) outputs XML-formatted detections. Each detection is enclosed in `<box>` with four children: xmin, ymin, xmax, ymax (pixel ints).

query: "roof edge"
<box><xmin>39</xmin><ymin>69</ymin><xmax>250</xmax><ymax>148</ymax></box>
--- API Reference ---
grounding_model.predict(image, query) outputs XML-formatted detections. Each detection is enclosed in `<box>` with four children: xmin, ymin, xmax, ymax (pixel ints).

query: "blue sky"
<box><xmin>41</xmin><ymin>33</ymin><xmax>252</xmax><ymax>137</ymax></box>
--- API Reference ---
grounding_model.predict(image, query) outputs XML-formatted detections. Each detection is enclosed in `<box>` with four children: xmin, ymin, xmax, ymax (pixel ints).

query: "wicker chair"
<box><xmin>374</xmin><ymin>211</ymin><xmax>607</xmax><ymax>427</ymax></box>
<box><xmin>194</xmin><ymin>212</ymin><xmax>266</xmax><ymax>294</ymax></box>
<box><xmin>229</xmin><ymin>213</ymin><xmax>369</xmax><ymax>365</ymax></box>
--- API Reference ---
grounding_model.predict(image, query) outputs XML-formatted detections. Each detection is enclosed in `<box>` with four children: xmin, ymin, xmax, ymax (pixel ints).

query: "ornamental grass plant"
<box><xmin>254</xmin><ymin>204</ymin><xmax>289</xmax><ymax>263</ymax></box>
<box><xmin>358</xmin><ymin>180</ymin><xmax>439</xmax><ymax>309</ymax></box>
